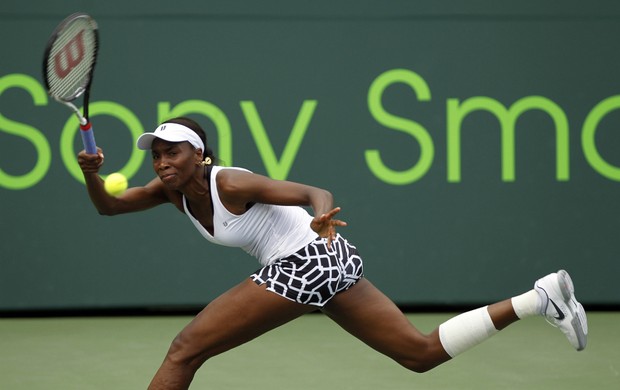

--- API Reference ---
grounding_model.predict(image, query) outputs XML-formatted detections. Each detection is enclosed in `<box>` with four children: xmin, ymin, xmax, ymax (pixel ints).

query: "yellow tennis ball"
<box><xmin>104</xmin><ymin>172</ymin><xmax>128</xmax><ymax>196</ymax></box>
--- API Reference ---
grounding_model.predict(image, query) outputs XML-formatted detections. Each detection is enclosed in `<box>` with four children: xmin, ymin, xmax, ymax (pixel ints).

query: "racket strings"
<box><xmin>46</xmin><ymin>18</ymin><xmax>97</xmax><ymax>101</ymax></box>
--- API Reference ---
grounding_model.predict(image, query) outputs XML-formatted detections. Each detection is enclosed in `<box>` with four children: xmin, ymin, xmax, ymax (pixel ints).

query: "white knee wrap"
<box><xmin>438</xmin><ymin>306</ymin><xmax>498</xmax><ymax>358</ymax></box>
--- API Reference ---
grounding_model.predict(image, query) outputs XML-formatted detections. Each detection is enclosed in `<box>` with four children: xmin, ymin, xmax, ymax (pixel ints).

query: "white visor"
<box><xmin>136</xmin><ymin>123</ymin><xmax>204</xmax><ymax>151</ymax></box>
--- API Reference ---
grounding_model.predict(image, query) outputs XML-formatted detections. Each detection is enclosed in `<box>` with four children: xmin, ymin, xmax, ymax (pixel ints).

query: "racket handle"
<box><xmin>80</xmin><ymin>122</ymin><xmax>98</xmax><ymax>155</ymax></box>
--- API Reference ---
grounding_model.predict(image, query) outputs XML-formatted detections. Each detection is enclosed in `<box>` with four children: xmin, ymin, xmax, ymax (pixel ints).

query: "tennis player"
<box><xmin>78</xmin><ymin>117</ymin><xmax>587</xmax><ymax>390</ymax></box>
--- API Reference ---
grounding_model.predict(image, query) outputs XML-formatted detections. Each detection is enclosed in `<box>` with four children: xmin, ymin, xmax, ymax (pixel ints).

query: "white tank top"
<box><xmin>183</xmin><ymin>166</ymin><xmax>318</xmax><ymax>266</ymax></box>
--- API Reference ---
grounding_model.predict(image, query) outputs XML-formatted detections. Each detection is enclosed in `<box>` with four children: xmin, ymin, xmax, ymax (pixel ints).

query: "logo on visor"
<box><xmin>159</xmin><ymin>125</ymin><xmax>167</xmax><ymax>131</ymax></box>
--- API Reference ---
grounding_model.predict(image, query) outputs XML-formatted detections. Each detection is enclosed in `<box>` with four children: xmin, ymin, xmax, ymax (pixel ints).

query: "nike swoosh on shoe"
<box><xmin>549</xmin><ymin>299</ymin><xmax>565</xmax><ymax>321</ymax></box>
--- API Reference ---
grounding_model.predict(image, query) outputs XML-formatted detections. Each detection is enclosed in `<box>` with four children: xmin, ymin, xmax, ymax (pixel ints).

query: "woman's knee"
<box><xmin>399</xmin><ymin>357</ymin><xmax>438</xmax><ymax>374</ymax></box>
<box><xmin>395</xmin><ymin>333</ymin><xmax>448</xmax><ymax>373</ymax></box>
<box><xmin>164</xmin><ymin>330</ymin><xmax>210</xmax><ymax>370</ymax></box>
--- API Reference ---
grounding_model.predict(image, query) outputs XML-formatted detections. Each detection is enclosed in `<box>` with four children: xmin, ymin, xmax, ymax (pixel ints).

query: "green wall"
<box><xmin>1</xmin><ymin>1</ymin><xmax>619</xmax><ymax>311</ymax></box>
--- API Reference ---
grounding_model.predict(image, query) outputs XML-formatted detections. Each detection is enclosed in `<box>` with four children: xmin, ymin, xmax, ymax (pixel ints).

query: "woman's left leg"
<box><xmin>320</xmin><ymin>278</ymin><xmax>520</xmax><ymax>373</ymax></box>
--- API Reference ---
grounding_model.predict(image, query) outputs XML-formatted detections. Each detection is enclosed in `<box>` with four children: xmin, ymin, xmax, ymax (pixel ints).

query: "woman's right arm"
<box><xmin>78</xmin><ymin>149</ymin><xmax>169</xmax><ymax>216</ymax></box>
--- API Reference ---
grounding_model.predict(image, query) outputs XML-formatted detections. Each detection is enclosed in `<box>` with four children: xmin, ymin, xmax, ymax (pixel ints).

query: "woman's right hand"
<box><xmin>78</xmin><ymin>148</ymin><xmax>105</xmax><ymax>173</ymax></box>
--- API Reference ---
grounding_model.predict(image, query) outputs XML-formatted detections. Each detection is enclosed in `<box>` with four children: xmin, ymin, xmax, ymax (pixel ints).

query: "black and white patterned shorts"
<box><xmin>251</xmin><ymin>234</ymin><xmax>364</xmax><ymax>307</ymax></box>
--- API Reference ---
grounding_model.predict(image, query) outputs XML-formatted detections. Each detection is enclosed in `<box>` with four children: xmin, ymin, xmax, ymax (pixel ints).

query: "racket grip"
<box><xmin>80</xmin><ymin>122</ymin><xmax>98</xmax><ymax>155</ymax></box>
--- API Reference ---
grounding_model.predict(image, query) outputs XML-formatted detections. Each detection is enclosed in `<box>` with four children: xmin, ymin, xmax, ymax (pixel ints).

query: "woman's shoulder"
<box><xmin>212</xmin><ymin>166</ymin><xmax>252</xmax><ymax>185</ymax></box>
<box><xmin>213</xmin><ymin>166</ymin><xmax>252</xmax><ymax>189</ymax></box>
<box><xmin>213</xmin><ymin>166</ymin><xmax>252</xmax><ymax>175</ymax></box>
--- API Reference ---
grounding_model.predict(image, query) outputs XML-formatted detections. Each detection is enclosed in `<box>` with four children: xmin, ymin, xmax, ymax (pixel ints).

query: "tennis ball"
<box><xmin>104</xmin><ymin>172</ymin><xmax>128</xmax><ymax>196</ymax></box>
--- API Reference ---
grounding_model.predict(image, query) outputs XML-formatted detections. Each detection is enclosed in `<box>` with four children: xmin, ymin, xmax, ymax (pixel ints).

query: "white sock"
<box><xmin>438</xmin><ymin>306</ymin><xmax>498</xmax><ymax>358</ymax></box>
<box><xmin>511</xmin><ymin>289</ymin><xmax>542</xmax><ymax>319</ymax></box>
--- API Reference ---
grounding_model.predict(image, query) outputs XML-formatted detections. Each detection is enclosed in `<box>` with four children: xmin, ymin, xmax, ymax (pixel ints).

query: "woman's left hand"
<box><xmin>311</xmin><ymin>207</ymin><xmax>347</xmax><ymax>249</ymax></box>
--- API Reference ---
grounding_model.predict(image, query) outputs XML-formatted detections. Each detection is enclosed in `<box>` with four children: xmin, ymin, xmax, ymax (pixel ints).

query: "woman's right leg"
<box><xmin>321</xmin><ymin>270</ymin><xmax>587</xmax><ymax>373</ymax></box>
<box><xmin>321</xmin><ymin>278</ymin><xmax>454</xmax><ymax>373</ymax></box>
<box><xmin>148</xmin><ymin>278</ymin><xmax>316</xmax><ymax>390</ymax></box>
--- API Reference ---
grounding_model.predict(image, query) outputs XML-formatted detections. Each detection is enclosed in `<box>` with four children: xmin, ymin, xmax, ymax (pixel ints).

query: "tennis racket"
<box><xmin>43</xmin><ymin>12</ymin><xmax>99</xmax><ymax>155</ymax></box>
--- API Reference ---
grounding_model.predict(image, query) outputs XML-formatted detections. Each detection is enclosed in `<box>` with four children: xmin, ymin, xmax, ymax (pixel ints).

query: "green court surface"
<box><xmin>1</xmin><ymin>312</ymin><xmax>618</xmax><ymax>389</ymax></box>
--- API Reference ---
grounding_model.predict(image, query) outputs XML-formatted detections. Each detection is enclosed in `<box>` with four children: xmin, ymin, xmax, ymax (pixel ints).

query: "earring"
<box><xmin>200</xmin><ymin>157</ymin><xmax>212</xmax><ymax>166</ymax></box>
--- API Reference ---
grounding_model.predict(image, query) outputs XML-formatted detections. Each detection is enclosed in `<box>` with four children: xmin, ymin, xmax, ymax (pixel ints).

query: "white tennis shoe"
<box><xmin>534</xmin><ymin>269</ymin><xmax>588</xmax><ymax>351</ymax></box>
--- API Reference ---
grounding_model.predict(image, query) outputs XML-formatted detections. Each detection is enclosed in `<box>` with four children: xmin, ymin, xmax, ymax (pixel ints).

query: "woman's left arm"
<box><xmin>216</xmin><ymin>169</ymin><xmax>346</xmax><ymax>245</ymax></box>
